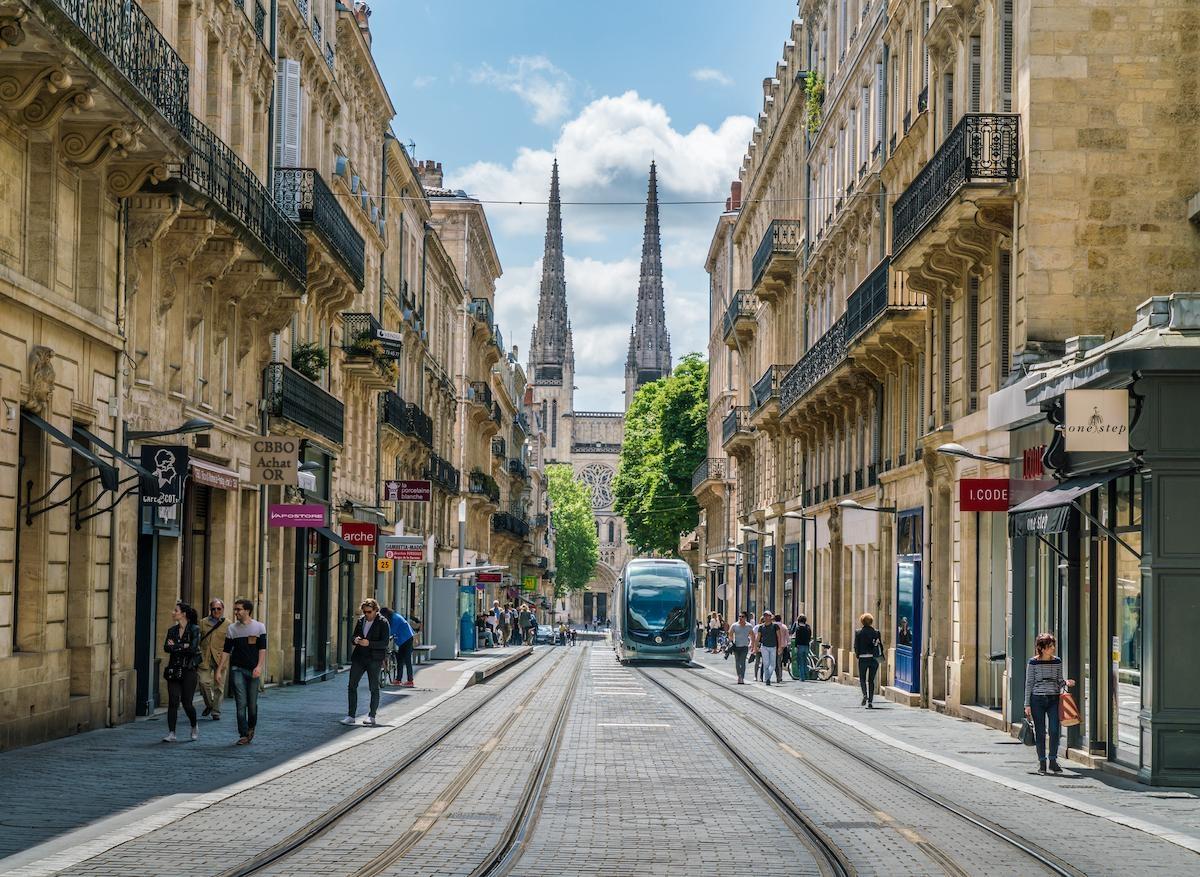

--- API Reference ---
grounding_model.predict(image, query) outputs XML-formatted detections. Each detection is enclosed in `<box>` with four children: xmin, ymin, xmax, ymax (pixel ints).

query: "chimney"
<box><xmin>726</xmin><ymin>180</ymin><xmax>742</xmax><ymax>211</ymax></box>
<box><xmin>416</xmin><ymin>160</ymin><xmax>443</xmax><ymax>188</ymax></box>
<box><xmin>352</xmin><ymin>2</ymin><xmax>372</xmax><ymax>43</ymax></box>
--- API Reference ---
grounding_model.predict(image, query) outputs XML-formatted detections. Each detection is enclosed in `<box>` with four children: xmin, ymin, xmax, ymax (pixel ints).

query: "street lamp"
<box><xmin>837</xmin><ymin>498</ymin><xmax>899</xmax><ymax>514</ymax></box>
<box><xmin>123</xmin><ymin>417</ymin><xmax>213</xmax><ymax>453</ymax></box>
<box><xmin>935</xmin><ymin>442</ymin><xmax>1015</xmax><ymax>466</ymax></box>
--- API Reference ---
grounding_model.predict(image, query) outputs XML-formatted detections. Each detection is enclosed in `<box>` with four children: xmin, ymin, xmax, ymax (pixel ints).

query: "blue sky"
<box><xmin>368</xmin><ymin>1</ymin><xmax>798</xmax><ymax>410</ymax></box>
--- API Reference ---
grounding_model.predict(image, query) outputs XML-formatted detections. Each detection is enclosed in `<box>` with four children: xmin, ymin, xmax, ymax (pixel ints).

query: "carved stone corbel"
<box><xmin>60</xmin><ymin>122</ymin><xmax>142</xmax><ymax>169</ymax></box>
<box><xmin>157</xmin><ymin>217</ymin><xmax>215</xmax><ymax>317</ymax></box>
<box><xmin>24</xmin><ymin>345</ymin><xmax>54</xmax><ymax>415</ymax></box>
<box><xmin>0</xmin><ymin>63</ymin><xmax>72</xmax><ymax>112</ymax></box>
<box><xmin>107</xmin><ymin>161</ymin><xmax>168</xmax><ymax>198</ymax></box>
<box><xmin>21</xmin><ymin>88</ymin><xmax>94</xmax><ymax>130</ymax></box>
<box><xmin>189</xmin><ymin>236</ymin><xmax>242</xmax><ymax>330</ymax></box>
<box><xmin>0</xmin><ymin>10</ymin><xmax>27</xmax><ymax>50</ymax></box>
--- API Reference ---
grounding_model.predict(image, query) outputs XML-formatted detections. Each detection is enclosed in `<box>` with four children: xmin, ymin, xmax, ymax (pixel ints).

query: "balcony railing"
<box><xmin>181</xmin><ymin>115</ymin><xmax>307</xmax><ymax>287</ymax></box>
<box><xmin>264</xmin><ymin>362</ymin><xmax>343</xmax><ymax>444</ymax></box>
<box><xmin>721</xmin><ymin>291</ymin><xmax>756</xmax><ymax>339</ymax></box>
<box><xmin>751</xmin><ymin>365</ymin><xmax>787</xmax><ymax>413</ymax></box>
<box><xmin>275</xmin><ymin>167</ymin><xmax>365</xmax><ymax>287</ymax></box>
<box><xmin>721</xmin><ymin>406</ymin><xmax>751</xmax><ymax>445</ymax></box>
<box><xmin>751</xmin><ymin>219</ymin><xmax>803</xmax><ymax>289</ymax></box>
<box><xmin>468</xmin><ymin>470</ymin><xmax>500</xmax><ymax>504</ymax></box>
<box><xmin>492</xmin><ymin>325</ymin><xmax>505</xmax><ymax>354</ymax></box>
<box><xmin>425</xmin><ymin>453</ymin><xmax>460</xmax><ymax>493</ymax></box>
<box><xmin>917</xmin><ymin>86</ymin><xmax>928</xmax><ymax>114</ymax></box>
<box><xmin>492</xmin><ymin>512</ymin><xmax>530</xmax><ymax>539</ymax></box>
<box><xmin>514</xmin><ymin>411</ymin><xmax>531</xmax><ymax>436</ymax></box>
<box><xmin>255</xmin><ymin>2</ymin><xmax>266</xmax><ymax>42</ymax></box>
<box><xmin>691</xmin><ymin>458</ymin><xmax>727</xmax><ymax>492</ymax></box>
<box><xmin>903</xmin><ymin>111</ymin><xmax>912</xmax><ymax>134</ymax></box>
<box><xmin>532</xmin><ymin>513</ymin><xmax>549</xmax><ymax>530</ymax></box>
<box><xmin>469</xmin><ymin>381</ymin><xmax>493</xmax><ymax>408</ymax></box>
<box><xmin>342</xmin><ymin>313</ymin><xmax>401</xmax><ymax>358</ymax></box>
<box><xmin>780</xmin><ymin>317</ymin><xmax>848</xmax><ymax>413</ymax></box>
<box><xmin>491</xmin><ymin>402</ymin><xmax>503</xmax><ymax>426</ymax></box>
<box><xmin>382</xmin><ymin>392</ymin><xmax>434</xmax><ymax>448</ymax></box>
<box><xmin>843</xmin><ymin>258</ymin><xmax>895</xmax><ymax>340</ymax></box>
<box><xmin>892</xmin><ymin>113</ymin><xmax>1020</xmax><ymax>257</ymax></box>
<box><xmin>468</xmin><ymin>297</ymin><xmax>494</xmax><ymax>327</ymax></box>
<box><xmin>492</xmin><ymin>437</ymin><xmax>506</xmax><ymax>458</ymax></box>
<box><xmin>508</xmin><ymin>458</ymin><xmax>528</xmax><ymax>479</ymax></box>
<box><xmin>49</xmin><ymin>0</ymin><xmax>190</xmax><ymax>132</ymax></box>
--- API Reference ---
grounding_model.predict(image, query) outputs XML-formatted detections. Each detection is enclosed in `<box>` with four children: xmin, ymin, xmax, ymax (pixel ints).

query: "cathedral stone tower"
<box><xmin>624</xmin><ymin>162</ymin><xmax>673</xmax><ymax>409</ymax></box>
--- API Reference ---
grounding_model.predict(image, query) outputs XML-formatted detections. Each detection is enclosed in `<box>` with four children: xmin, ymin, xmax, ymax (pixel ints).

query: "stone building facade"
<box><xmin>696</xmin><ymin>0</ymin><xmax>1200</xmax><ymax>782</ymax></box>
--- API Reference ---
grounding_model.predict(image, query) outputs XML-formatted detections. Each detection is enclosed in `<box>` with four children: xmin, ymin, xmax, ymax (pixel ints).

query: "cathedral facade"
<box><xmin>528</xmin><ymin>162</ymin><xmax>672</xmax><ymax>624</ymax></box>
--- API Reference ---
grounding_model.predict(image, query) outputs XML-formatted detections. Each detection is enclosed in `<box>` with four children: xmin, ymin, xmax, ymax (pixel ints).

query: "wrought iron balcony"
<box><xmin>48</xmin><ymin>0</ymin><xmax>190</xmax><ymax>132</ymax></box>
<box><xmin>468</xmin><ymin>297</ymin><xmax>494</xmax><ymax>327</ymax></box>
<box><xmin>382</xmin><ymin>392</ymin><xmax>433</xmax><ymax>448</ymax></box>
<box><xmin>425</xmin><ymin>453</ymin><xmax>460</xmax><ymax>493</ymax></box>
<box><xmin>275</xmin><ymin>168</ymin><xmax>365</xmax><ymax>288</ymax></box>
<box><xmin>492</xmin><ymin>512</ymin><xmax>530</xmax><ymax>539</ymax></box>
<box><xmin>751</xmin><ymin>365</ymin><xmax>787</xmax><ymax>415</ymax></box>
<box><xmin>180</xmin><ymin>115</ymin><xmax>307</xmax><ymax>288</ymax></box>
<box><xmin>492</xmin><ymin>325</ymin><xmax>505</xmax><ymax>353</ymax></box>
<box><xmin>751</xmin><ymin>219</ymin><xmax>803</xmax><ymax>294</ymax></box>
<box><xmin>892</xmin><ymin>113</ymin><xmax>1020</xmax><ymax>258</ymax></box>
<box><xmin>508</xmin><ymin>458</ymin><xmax>529</xmax><ymax>479</ymax></box>
<box><xmin>491</xmin><ymin>402</ymin><xmax>503</xmax><ymax>426</ymax></box>
<box><xmin>532</xmin><ymin>513</ymin><xmax>549</xmax><ymax>529</ymax></box>
<box><xmin>468</xmin><ymin>470</ymin><xmax>500</xmax><ymax>504</ymax></box>
<box><xmin>469</xmin><ymin>381</ymin><xmax>493</xmax><ymax>408</ymax></box>
<box><xmin>514</xmin><ymin>411</ymin><xmax>531</xmax><ymax>436</ymax></box>
<box><xmin>721</xmin><ymin>406</ymin><xmax>752</xmax><ymax>448</ymax></box>
<box><xmin>779</xmin><ymin>317</ymin><xmax>848</xmax><ymax>414</ymax></box>
<box><xmin>691</xmin><ymin>458</ymin><xmax>727</xmax><ymax>493</ymax></box>
<box><xmin>903</xmin><ymin>111</ymin><xmax>912</xmax><ymax>134</ymax></box>
<box><xmin>492</xmin><ymin>437</ymin><xmax>506</xmax><ymax>458</ymax></box>
<box><xmin>917</xmin><ymin>86</ymin><xmax>928</xmax><ymax>114</ymax></box>
<box><xmin>842</xmin><ymin>258</ymin><xmax>891</xmax><ymax>340</ymax></box>
<box><xmin>342</xmin><ymin>313</ymin><xmax>401</xmax><ymax>359</ymax></box>
<box><xmin>721</xmin><ymin>291</ymin><xmax>756</xmax><ymax>348</ymax></box>
<box><xmin>889</xmin><ymin>133</ymin><xmax>897</xmax><ymax>155</ymax></box>
<box><xmin>264</xmin><ymin>362</ymin><xmax>343</xmax><ymax>445</ymax></box>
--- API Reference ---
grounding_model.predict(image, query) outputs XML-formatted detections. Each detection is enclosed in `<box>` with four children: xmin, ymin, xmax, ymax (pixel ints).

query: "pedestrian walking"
<box><xmin>215</xmin><ymin>598</ymin><xmax>266</xmax><ymax>745</ymax></box>
<box><xmin>381</xmin><ymin>606</ymin><xmax>416</xmax><ymax>688</ymax></box>
<box><xmin>773</xmin><ymin>613</ymin><xmax>788</xmax><ymax>681</ymax></box>
<box><xmin>854</xmin><ymin>613</ymin><xmax>883</xmax><ymax>708</ymax></box>
<box><xmin>500</xmin><ymin>603</ymin><xmax>514</xmax><ymax>646</ymax></box>
<box><xmin>705</xmin><ymin>612</ymin><xmax>721</xmax><ymax>652</ymax></box>
<box><xmin>1024</xmin><ymin>632</ymin><xmax>1075</xmax><ymax>775</ymax></box>
<box><xmin>342</xmin><ymin>599</ymin><xmax>390</xmax><ymax>726</ymax></box>
<box><xmin>729</xmin><ymin>612</ymin><xmax>754</xmax><ymax>684</ymax></box>
<box><xmin>754</xmin><ymin>611</ymin><xmax>787</xmax><ymax>686</ymax></box>
<box><xmin>519</xmin><ymin>603</ymin><xmax>536</xmax><ymax>645</ymax></box>
<box><xmin>198</xmin><ymin>598</ymin><xmax>228</xmax><ymax>720</ymax></box>
<box><xmin>162</xmin><ymin>601</ymin><xmax>201</xmax><ymax>742</ymax></box>
<box><xmin>790</xmin><ymin>614</ymin><xmax>812</xmax><ymax>681</ymax></box>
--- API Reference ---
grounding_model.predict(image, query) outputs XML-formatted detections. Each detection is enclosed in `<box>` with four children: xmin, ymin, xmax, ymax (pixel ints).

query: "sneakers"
<box><xmin>247</xmin><ymin>728</ymin><xmax>255</xmax><ymax>742</ymax></box>
<box><xmin>1049</xmin><ymin>761</ymin><xmax>1063</xmax><ymax>774</ymax></box>
<box><xmin>861</xmin><ymin>695</ymin><xmax>868</xmax><ymax>706</ymax></box>
<box><xmin>162</xmin><ymin>732</ymin><xmax>176</xmax><ymax>743</ymax></box>
<box><xmin>363</xmin><ymin>715</ymin><xmax>377</xmax><ymax>726</ymax></box>
<box><xmin>340</xmin><ymin>716</ymin><xmax>357</xmax><ymax>725</ymax></box>
<box><xmin>402</xmin><ymin>681</ymin><xmax>414</xmax><ymax>688</ymax></box>
<box><xmin>211</xmin><ymin>712</ymin><xmax>221</xmax><ymax>721</ymax></box>
<box><xmin>202</xmin><ymin>706</ymin><xmax>212</xmax><ymax>717</ymax></box>
<box><xmin>866</xmin><ymin>702</ymin><xmax>875</xmax><ymax>710</ymax></box>
<box><xmin>190</xmin><ymin>726</ymin><xmax>198</xmax><ymax>741</ymax></box>
<box><xmin>236</xmin><ymin>736</ymin><xmax>250</xmax><ymax>746</ymax></box>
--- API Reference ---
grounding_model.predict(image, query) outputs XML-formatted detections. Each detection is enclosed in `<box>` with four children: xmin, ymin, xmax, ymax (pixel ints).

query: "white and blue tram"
<box><xmin>611</xmin><ymin>558</ymin><xmax>695</xmax><ymax>664</ymax></box>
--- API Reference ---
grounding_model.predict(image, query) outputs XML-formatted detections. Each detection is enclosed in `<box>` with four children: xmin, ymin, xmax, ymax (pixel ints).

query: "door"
<box><xmin>894</xmin><ymin>557</ymin><xmax>922</xmax><ymax>692</ymax></box>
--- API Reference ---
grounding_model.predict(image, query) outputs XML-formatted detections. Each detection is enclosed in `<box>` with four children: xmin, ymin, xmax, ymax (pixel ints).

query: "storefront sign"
<box><xmin>140</xmin><ymin>445</ymin><xmax>189</xmax><ymax>507</ymax></box>
<box><xmin>1064</xmin><ymin>390</ymin><xmax>1128</xmax><ymax>452</ymax></box>
<box><xmin>1022</xmin><ymin>446</ymin><xmax>1045</xmax><ymax>481</ymax></box>
<box><xmin>341</xmin><ymin>522</ymin><xmax>377</xmax><ymax>548</ymax></box>
<box><xmin>268</xmin><ymin>503</ymin><xmax>326</xmax><ymax>527</ymax></box>
<box><xmin>377</xmin><ymin>557</ymin><xmax>394</xmax><ymax>573</ymax></box>
<box><xmin>522</xmin><ymin>575</ymin><xmax>538</xmax><ymax>592</ymax></box>
<box><xmin>251</xmin><ymin>436</ymin><xmax>299</xmax><ymax>485</ymax></box>
<box><xmin>959</xmin><ymin>478</ymin><xmax>1010</xmax><ymax>512</ymax></box>
<box><xmin>383</xmin><ymin>479</ymin><xmax>432</xmax><ymax>502</ymax></box>
<box><xmin>190</xmin><ymin>460</ymin><xmax>239</xmax><ymax>491</ymax></box>
<box><xmin>379</xmin><ymin>534</ymin><xmax>425</xmax><ymax>562</ymax></box>
<box><xmin>476</xmin><ymin>572</ymin><xmax>502</xmax><ymax>584</ymax></box>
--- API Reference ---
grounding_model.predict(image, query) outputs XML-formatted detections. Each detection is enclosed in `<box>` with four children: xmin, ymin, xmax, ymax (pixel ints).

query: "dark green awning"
<box><xmin>1008</xmin><ymin>470</ymin><xmax>1129</xmax><ymax>537</ymax></box>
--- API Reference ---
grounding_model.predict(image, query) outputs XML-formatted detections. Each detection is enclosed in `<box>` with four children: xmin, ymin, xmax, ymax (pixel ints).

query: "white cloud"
<box><xmin>691</xmin><ymin>67</ymin><xmax>733</xmax><ymax>87</ymax></box>
<box><xmin>471</xmin><ymin>56</ymin><xmax>573</xmax><ymax>126</ymax></box>
<box><xmin>412</xmin><ymin>75</ymin><xmax>436</xmax><ymax>89</ymax></box>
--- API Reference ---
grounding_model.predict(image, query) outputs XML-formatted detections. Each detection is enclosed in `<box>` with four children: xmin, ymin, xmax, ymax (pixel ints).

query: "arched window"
<box><xmin>551</xmin><ymin>399</ymin><xmax>558</xmax><ymax>446</ymax></box>
<box><xmin>607</xmin><ymin>521</ymin><xmax>615</xmax><ymax>543</ymax></box>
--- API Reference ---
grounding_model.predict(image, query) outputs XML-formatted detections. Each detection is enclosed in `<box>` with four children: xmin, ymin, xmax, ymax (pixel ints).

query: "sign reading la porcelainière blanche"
<box><xmin>1063</xmin><ymin>390</ymin><xmax>1128</xmax><ymax>452</ymax></box>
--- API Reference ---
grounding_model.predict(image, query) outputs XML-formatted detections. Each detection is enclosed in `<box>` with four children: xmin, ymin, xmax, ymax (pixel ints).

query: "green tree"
<box><xmin>546</xmin><ymin>464</ymin><xmax>598</xmax><ymax>596</ymax></box>
<box><xmin>614</xmin><ymin>354</ymin><xmax>709</xmax><ymax>555</ymax></box>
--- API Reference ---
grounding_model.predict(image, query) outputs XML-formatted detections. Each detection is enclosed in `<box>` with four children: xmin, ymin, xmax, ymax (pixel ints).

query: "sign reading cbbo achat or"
<box><xmin>251</xmin><ymin>436</ymin><xmax>299</xmax><ymax>485</ymax></box>
<box><xmin>1063</xmin><ymin>390</ymin><xmax>1129</xmax><ymax>453</ymax></box>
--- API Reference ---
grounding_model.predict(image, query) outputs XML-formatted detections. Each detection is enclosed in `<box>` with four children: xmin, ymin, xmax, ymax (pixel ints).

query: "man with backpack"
<box><xmin>753</xmin><ymin>610</ymin><xmax>788</xmax><ymax>686</ymax></box>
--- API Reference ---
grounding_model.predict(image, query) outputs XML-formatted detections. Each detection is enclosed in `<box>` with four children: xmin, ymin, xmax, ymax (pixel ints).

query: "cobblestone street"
<box><xmin>1</xmin><ymin>644</ymin><xmax>1197</xmax><ymax>876</ymax></box>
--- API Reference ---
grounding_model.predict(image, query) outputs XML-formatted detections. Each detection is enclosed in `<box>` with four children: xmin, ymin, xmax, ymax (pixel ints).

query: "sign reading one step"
<box><xmin>251</xmin><ymin>436</ymin><xmax>298</xmax><ymax>485</ymax></box>
<box><xmin>379</xmin><ymin>534</ymin><xmax>425</xmax><ymax>562</ymax></box>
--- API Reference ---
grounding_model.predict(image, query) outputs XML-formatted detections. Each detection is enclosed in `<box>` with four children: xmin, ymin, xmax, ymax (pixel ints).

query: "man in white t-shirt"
<box><xmin>728</xmin><ymin>612</ymin><xmax>755</xmax><ymax>684</ymax></box>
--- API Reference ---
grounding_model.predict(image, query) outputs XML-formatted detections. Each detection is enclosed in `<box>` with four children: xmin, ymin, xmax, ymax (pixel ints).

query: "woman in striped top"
<box><xmin>1024</xmin><ymin>632</ymin><xmax>1075</xmax><ymax>775</ymax></box>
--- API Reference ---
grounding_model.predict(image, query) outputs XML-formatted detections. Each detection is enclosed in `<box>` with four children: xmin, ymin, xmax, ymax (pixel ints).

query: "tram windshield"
<box><xmin>626</xmin><ymin>564</ymin><xmax>691</xmax><ymax>634</ymax></box>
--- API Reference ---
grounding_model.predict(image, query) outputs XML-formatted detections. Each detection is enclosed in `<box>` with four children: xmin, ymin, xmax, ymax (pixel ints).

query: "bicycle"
<box><xmin>380</xmin><ymin>641</ymin><xmax>397</xmax><ymax>687</ymax></box>
<box><xmin>786</xmin><ymin>637</ymin><xmax>836</xmax><ymax>681</ymax></box>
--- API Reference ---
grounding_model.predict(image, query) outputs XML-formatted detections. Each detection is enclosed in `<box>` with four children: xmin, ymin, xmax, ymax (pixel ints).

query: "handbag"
<box><xmin>163</xmin><ymin>664</ymin><xmax>184</xmax><ymax>682</ymax></box>
<box><xmin>1059</xmin><ymin>692</ymin><xmax>1081</xmax><ymax>727</ymax></box>
<box><xmin>1019</xmin><ymin>718</ymin><xmax>1036</xmax><ymax>746</ymax></box>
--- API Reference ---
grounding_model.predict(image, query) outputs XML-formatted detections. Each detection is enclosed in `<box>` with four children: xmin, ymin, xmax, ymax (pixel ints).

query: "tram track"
<box><xmin>216</xmin><ymin>647</ymin><xmax>561</xmax><ymax>877</ymax></box>
<box><xmin>660</xmin><ymin>666</ymin><xmax>1086</xmax><ymax>877</ymax></box>
<box><xmin>633</xmin><ymin>666</ymin><xmax>855</xmax><ymax>877</ymax></box>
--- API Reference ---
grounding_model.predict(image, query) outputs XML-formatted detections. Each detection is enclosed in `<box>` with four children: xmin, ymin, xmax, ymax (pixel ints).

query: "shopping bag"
<box><xmin>1059</xmin><ymin>692</ymin><xmax>1081</xmax><ymax>727</ymax></box>
<box><xmin>1019</xmin><ymin>718</ymin><xmax>1036</xmax><ymax>746</ymax></box>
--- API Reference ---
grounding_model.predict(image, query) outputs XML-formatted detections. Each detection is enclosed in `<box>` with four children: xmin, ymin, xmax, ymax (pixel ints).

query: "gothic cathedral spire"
<box><xmin>529</xmin><ymin>159</ymin><xmax>573</xmax><ymax>386</ymax></box>
<box><xmin>624</xmin><ymin>162</ymin><xmax>672</xmax><ymax>409</ymax></box>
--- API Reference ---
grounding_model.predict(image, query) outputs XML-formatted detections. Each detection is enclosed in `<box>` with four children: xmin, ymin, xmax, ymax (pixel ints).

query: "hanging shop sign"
<box><xmin>379</xmin><ymin>534</ymin><xmax>425</xmax><ymax>562</ymax></box>
<box><xmin>383</xmin><ymin>479</ymin><xmax>432</xmax><ymax>502</ymax></box>
<box><xmin>268</xmin><ymin>503</ymin><xmax>326</xmax><ymax>527</ymax></box>
<box><xmin>476</xmin><ymin>572</ymin><xmax>502</xmax><ymax>584</ymax></box>
<box><xmin>341</xmin><ymin>521</ymin><xmax>377</xmax><ymax>548</ymax></box>
<box><xmin>1063</xmin><ymin>389</ymin><xmax>1128</xmax><ymax>452</ymax></box>
<box><xmin>190</xmin><ymin>459</ymin><xmax>239</xmax><ymax>491</ymax></box>
<box><xmin>140</xmin><ymin>445</ymin><xmax>189</xmax><ymax>507</ymax></box>
<box><xmin>959</xmin><ymin>478</ymin><xmax>1011</xmax><ymax>512</ymax></box>
<box><xmin>522</xmin><ymin>575</ymin><xmax>538</xmax><ymax>592</ymax></box>
<box><xmin>251</xmin><ymin>436</ymin><xmax>299</xmax><ymax>485</ymax></box>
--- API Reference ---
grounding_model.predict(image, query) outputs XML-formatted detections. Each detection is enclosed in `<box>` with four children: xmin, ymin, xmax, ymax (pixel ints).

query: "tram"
<box><xmin>611</xmin><ymin>558</ymin><xmax>695</xmax><ymax>664</ymax></box>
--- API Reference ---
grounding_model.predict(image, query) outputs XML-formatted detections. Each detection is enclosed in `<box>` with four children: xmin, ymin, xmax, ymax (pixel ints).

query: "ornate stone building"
<box><xmin>529</xmin><ymin>162</ymin><xmax>673</xmax><ymax>623</ymax></box>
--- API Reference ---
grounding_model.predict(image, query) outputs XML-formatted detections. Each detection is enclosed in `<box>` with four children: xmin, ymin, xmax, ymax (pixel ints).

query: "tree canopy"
<box><xmin>613</xmin><ymin>353</ymin><xmax>709</xmax><ymax>556</ymax></box>
<box><xmin>546</xmin><ymin>464</ymin><xmax>599</xmax><ymax>596</ymax></box>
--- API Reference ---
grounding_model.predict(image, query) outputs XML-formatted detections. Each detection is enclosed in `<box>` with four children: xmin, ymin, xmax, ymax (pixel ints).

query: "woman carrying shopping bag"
<box><xmin>1023</xmin><ymin>632</ymin><xmax>1076</xmax><ymax>775</ymax></box>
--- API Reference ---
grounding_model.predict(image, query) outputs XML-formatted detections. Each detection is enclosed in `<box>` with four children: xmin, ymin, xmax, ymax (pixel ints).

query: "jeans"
<box><xmin>167</xmin><ymin>669</ymin><xmax>199</xmax><ymax>732</ymax></box>
<box><xmin>761</xmin><ymin>646</ymin><xmax>779</xmax><ymax>683</ymax></box>
<box><xmin>348</xmin><ymin>657</ymin><xmax>382</xmax><ymax>717</ymax></box>
<box><xmin>705</xmin><ymin>630</ymin><xmax>718</xmax><ymax>650</ymax></box>
<box><xmin>1030</xmin><ymin>693</ymin><xmax>1061</xmax><ymax>764</ymax></box>
<box><xmin>229</xmin><ymin>667</ymin><xmax>259</xmax><ymax>738</ymax></box>
<box><xmin>794</xmin><ymin>644</ymin><xmax>810</xmax><ymax>680</ymax></box>
<box><xmin>732</xmin><ymin>645</ymin><xmax>749</xmax><ymax>681</ymax></box>
<box><xmin>395</xmin><ymin>639</ymin><xmax>414</xmax><ymax>683</ymax></box>
<box><xmin>858</xmin><ymin>657</ymin><xmax>879</xmax><ymax>703</ymax></box>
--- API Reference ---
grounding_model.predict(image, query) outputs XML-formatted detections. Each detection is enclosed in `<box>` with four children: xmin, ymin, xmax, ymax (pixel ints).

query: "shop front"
<box><xmin>893</xmin><ymin>508</ymin><xmax>923</xmax><ymax>694</ymax></box>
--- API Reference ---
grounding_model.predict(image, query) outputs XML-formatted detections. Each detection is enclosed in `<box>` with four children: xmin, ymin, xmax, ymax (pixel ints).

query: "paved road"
<box><xmin>1</xmin><ymin>642</ymin><xmax>1197</xmax><ymax>877</ymax></box>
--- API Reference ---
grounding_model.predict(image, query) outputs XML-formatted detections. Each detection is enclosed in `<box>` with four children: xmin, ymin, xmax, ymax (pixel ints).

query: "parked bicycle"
<box><xmin>787</xmin><ymin>636</ymin><xmax>836</xmax><ymax>681</ymax></box>
<box><xmin>380</xmin><ymin>641</ymin><xmax>398</xmax><ymax>687</ymax></box>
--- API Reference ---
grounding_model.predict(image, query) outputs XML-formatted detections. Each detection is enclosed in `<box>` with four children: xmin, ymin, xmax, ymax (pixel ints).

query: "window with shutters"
<box><xmin>941</xmin><ymin>297</ymin><xmax>952</xmax><ymax>423</ymax></box>
<box><xmin>967</xmin><ymin>276</ymin><xmax>980</xmax><ymax>410</ymax></box>
<box><xmin>942</xmin><ymin>72</ymin><xmax>955</xmax><ymax>139</ymax></box>
<box><xmin>904</xmin><ymin>30</ymin><xmax>913</xmax><ymax>112</ymax></box>
<box><xmin>917</xmin><ymin>352</ymin><xmax>926</xmax><ymax>435</ymax></box>
<box><xmin>849</xmin><ymin>110</ymin><xmax>858</xmax><ymax>178</ymax></box>
<box><xmin>193</xmin><ymin>319</ymin><xmax>207</xmax><ymax>407</ymax></box>
<box><xmin>1000</xmin><ymin>0</ymin><xmax>1014</xmax><ymax>112</ymax></box>
<box><xmin>875</xmin><ymin>62</ymin><xmax>885</xmax><ymax>151</ymax></box>
<box><xmin>274</xmin><ymin>59</ymin><xmax>304</xmax><ymax>169</ymax></box>
<box><xmin>900</xmin><ymin>363</ymin><xmax>910</xmax><ymax>460</ymax></box>
<box><xmin>861</xmin><ymin>86</ymin><xmax>870</xmax><ymax>164</ymax></box>
<box><xmin>969</xmin><ymin>35</ymin><xmax>982</xmax><ymax>113</ymax></box>
<box><xmin>922</xmin><ymin>2</ymin><xmax>931</xmax><ymax>89</ymax></box>
<box><xmin>998</xmin><ymin>251</ymin><xmax>1012</xmax><ymax>381</ymax></box>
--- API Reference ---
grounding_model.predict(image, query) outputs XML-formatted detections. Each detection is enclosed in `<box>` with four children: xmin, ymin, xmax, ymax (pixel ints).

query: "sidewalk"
<box><xmin>692</xmin><ymin>650</ymin><xmax>1200</xmax><ymax>852</ymax></box>
<box><xmin>0</xmin><ymin>647</ymin><xmax>530</xmax><ymax>869</ymax></box>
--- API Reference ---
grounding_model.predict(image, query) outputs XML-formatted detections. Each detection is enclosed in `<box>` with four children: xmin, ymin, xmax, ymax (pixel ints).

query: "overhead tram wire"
<box><xmin>325</xmin><ymin>191</ymin><xmax>903</xmax><ymax>208</ymax></box>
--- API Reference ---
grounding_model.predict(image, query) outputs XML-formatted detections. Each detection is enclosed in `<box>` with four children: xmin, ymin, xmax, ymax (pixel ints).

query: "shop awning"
<box><xmin>315</xmin><ymin>525</ymin><xmax>362</xmax><ymax>555</ymax></box>
<box><xmin>21</xmin><ymin>411</ymin><xmax>119</xmax><ymax>491</ymax></box>
<box><xmin>1008</xmin><ymin>470</ymin><xmax>1130</xmax><ymax>537</ymax></box>
<box><xmin>73</xmin><ymin>425</ymin><xmax>152</xmax><ymax>480</ymax></box>
<box><xmin>189</xmin><ymin>458</ymin><xmax>239</xmax><ymax>490</ymax></box>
